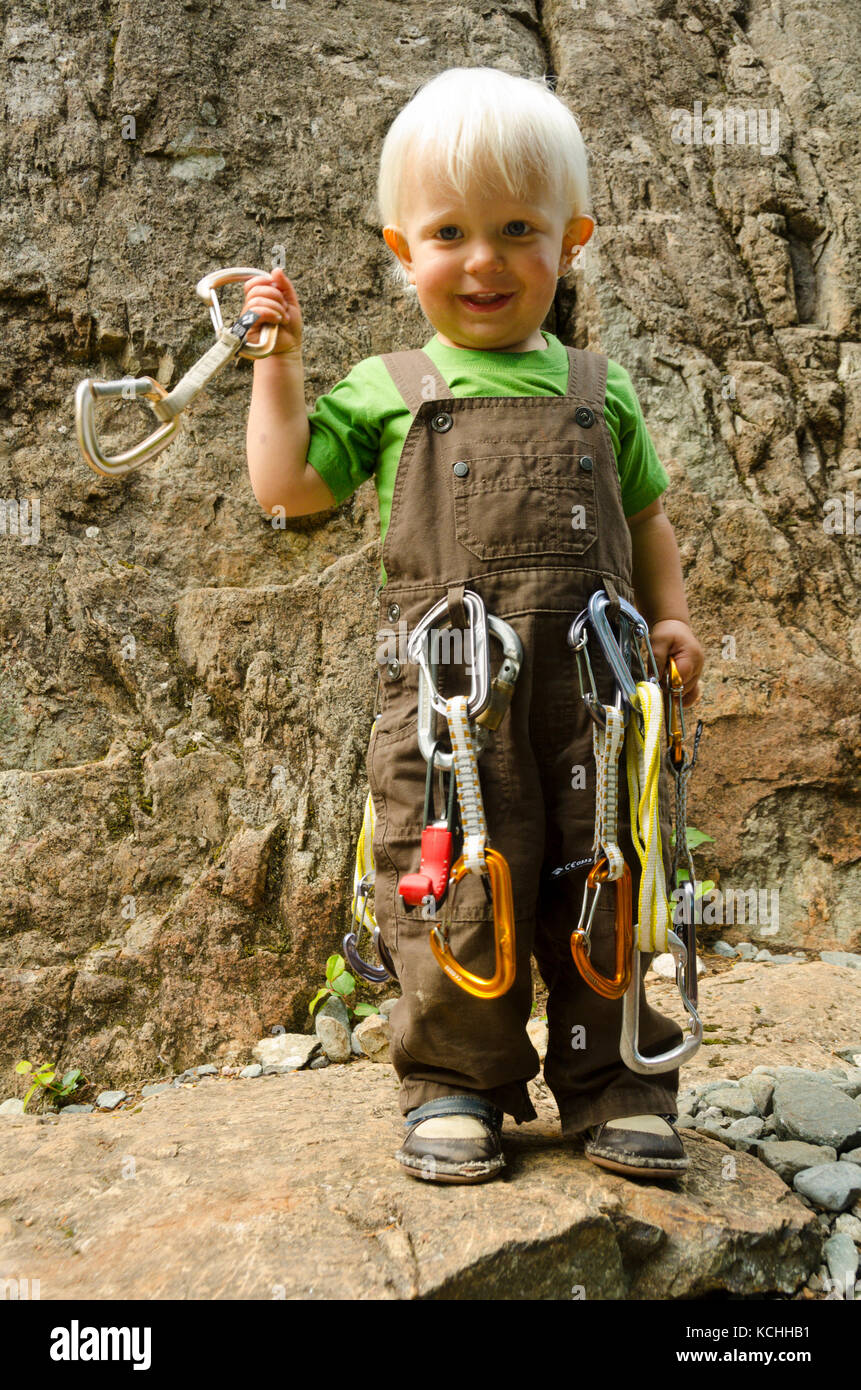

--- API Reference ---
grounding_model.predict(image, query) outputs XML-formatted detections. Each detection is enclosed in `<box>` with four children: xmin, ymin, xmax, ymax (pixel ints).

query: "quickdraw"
<box><xmin>568</xmin><ymin>692</ymin><xmax>633</xmax><ymax>999</ymax></box>
<box><xmin>569</xmin><ymin>589</ymin><xmax>704</xmax><ymax>1073</ymax></box>
<box><xmin>343</xmin><ymin>721</ymin><xmax>397</xmax><ymax>985</ymax></box>
<box><xmin>75</xmin><ymin>267</ymin><xmax>279</xmax><ymax>476</ymax></box>
<box><xmin>665</xmin><ymin>656</ymin><xmax>705</xmax><ymax>1010</ymax></box>
<box><xmin>406</xmin><ymin>594</ymin><xmax>522</xmax><ymax>999</ymax></box>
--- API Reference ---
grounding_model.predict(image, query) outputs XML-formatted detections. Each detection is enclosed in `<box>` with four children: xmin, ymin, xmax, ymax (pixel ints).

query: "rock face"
<box><xmin>0</xmin><ymin>0</ymin><xmax>859</xmax><ymax>1089</ymax></box>
<box><xmin>0</xmin><ymin>1063</ymin><xmax>820</xmax><ymax>1300</ymax></box>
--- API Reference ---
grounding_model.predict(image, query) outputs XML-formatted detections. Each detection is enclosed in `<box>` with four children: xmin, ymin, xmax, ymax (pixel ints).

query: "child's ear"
<box><xmin>559</xmin><ymin>214</ymin><xmax>595</xmax><ymax>273</ymax></box>
<box><xmin>383</xmin><ymin>225</ymin><xmax>414</xmax><ymax>279</ymax></box>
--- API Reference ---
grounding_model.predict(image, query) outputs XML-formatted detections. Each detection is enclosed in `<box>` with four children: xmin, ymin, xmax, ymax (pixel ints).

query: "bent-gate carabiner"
<box><xmin>570</xmin><ymin>857</ymin><xmax>633</xmax><ymax>999</ymax></box>
<box><xmin>342</xmin><ymin>869</ymin><xmax>394</xmax><ymax>985</ymax></box>
<box><xmin>428</xmin><ymin>848</ymin><xmax>516</xmax><ymax>999</ymax></box>
<box><xmin>195</xmin><ymin>266</ymin><xmax>281</xmax><ymax>360</ymax></box>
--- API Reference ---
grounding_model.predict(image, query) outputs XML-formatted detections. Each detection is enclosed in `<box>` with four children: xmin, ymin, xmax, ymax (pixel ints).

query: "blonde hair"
<box><xmin>377</xmin><ymin>67</ymin><xmax>592</xmax><ymax>291</ymax></box>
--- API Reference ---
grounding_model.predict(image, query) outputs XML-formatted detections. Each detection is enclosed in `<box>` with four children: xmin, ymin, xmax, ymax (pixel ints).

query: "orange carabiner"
<box><xmin>429</xmin><ymin>848</ymin><xmax>516</xmax><ymax>999</ymax></box>
<box><xmin>570</xmin><ymin>857</ymin><xmax>633</xmax><ymax>999</ymax></box>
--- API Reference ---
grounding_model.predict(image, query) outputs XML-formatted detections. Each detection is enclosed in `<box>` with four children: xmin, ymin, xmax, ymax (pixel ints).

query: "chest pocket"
<box><xmin>451</xmin><ymin>445</ymin><xmax>599</xmax><ymax>562</ymax></box>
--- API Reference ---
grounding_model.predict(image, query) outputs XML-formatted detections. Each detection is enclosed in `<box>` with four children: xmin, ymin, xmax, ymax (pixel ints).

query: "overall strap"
<box><xmin>565</xmin><ymin>346</ymin><xmax>608</xmax><ymax>410</ymax></box>
<box><xmin>379</xmin><ymin>349</ymin><xmax>449</xmax><ymax>415</ymax></box>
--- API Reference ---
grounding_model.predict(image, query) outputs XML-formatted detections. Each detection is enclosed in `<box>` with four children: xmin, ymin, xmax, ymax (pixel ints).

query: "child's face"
<box><xmin>384</xmin><ymin>166</ymin><xmax>593</xmax><ymax>352</ymax></box>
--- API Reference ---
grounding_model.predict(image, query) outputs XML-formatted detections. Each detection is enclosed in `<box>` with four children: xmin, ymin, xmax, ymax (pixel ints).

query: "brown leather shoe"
<box><xmin>395</xmin><ymin>1096</ymin><xmax>506</xmax><ymax>1184</ymax></box>
<box><xmin>583</xmin><ymin>1113</ymin><xmax>689</xmax><ymax>1179</ymax></box>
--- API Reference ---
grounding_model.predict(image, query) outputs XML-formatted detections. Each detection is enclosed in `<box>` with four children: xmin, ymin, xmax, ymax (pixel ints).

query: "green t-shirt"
<box><xmin>305</xmin><ymin>330</ymin><xmax>668</xmax><ymax>584</ymax></box>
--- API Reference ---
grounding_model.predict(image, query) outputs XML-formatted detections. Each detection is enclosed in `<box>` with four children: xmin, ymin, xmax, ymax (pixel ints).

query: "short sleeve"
<box><xmin>305</xmin><ymin>358</ymin><xmax>384</xmax><ymax>506</ymax></box>
<box><xmin>606</xmin><ymin>360</ymin><xmax>670</xmax><ymax>518</ymax></box>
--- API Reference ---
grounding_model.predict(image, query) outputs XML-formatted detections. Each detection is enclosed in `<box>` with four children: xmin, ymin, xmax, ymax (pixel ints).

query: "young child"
<box><xmin>244</xmin><ymin>68</ymin><xmax>705</xmax><ymax>1185</ymax></box>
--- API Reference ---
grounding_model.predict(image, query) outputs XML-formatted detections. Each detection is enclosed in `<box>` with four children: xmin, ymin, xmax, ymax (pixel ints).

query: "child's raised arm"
<box><xmin>243</xmin><ymin>269</ymin><xmax>336</xmax><ymax>517</ymax></box>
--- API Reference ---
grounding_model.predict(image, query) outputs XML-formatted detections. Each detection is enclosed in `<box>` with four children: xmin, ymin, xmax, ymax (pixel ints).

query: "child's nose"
<box><xmin>464</xmin><ymin>239</ymin><xmax>505</xmax><ymax>274</ymax></box>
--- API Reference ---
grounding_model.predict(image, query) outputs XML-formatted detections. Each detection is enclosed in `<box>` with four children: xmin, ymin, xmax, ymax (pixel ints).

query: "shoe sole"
<box><xmin>585</xmin><ymin>1150</ymin><xmax>688</xmax><ymax>1180</ymax></box>
<box><xmin>395</xmin><ymin>1152</ymin><xmax>506</xmax><ymax>1185</ymax></box>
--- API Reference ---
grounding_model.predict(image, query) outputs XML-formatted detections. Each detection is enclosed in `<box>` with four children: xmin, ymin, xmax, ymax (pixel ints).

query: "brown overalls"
<box><xmin>367</xmin><ymin>345</ymin><xmax>684</xmax><ymax>1135</ymax></box>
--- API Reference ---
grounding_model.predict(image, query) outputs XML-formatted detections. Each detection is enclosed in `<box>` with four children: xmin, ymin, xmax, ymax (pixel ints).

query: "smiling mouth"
<box><xmin>458</xmin><ymin>292</ymin><xmax>515</xmax><ymax>311</ymax></box>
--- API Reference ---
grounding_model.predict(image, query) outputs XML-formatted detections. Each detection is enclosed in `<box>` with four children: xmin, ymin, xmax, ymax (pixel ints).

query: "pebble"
<box><xmin>59</xmin><ymin>1103</ymin><xmax>95</xmax><ymax>1115</ymax></box>
<box><xmin>833</xmin><ymin>1069</ymin><xmax>861</xmax><ymax>1100</ymax></box>
<box><xmin>696</xmin><ymin>1079</ymin><xmax>740</xmax><ymax>1100</ymax></box>
<box><xmin>713</xmin><ymin>940</ymin><xmax>737</xmax><ymax>957</ymax></box>
<box><xmin>316</xmin><ymin>1014</ymin><xmax>352</xmax><ymax>1064</ymax></box>
<box><xmin>353</xmin><ymin>1013</ymin><xmax>392</xmax><ymax>1063</ymax></box>
<box><xmin>316</xmin><ymin>996</ymin><xmax>351</xmax><ymax>1029</ymax></box>
<box><xmin>141</xmin><ymin>1083</ymin><xmax>172</xmax><ymax>1098</ymax></box>
<box><xmin>0</xmin><ymin>1098</ymin><xmax>25</xmax><ymax>1116</ymax></box>
<box><xmin>194</xmin><ymin>1065</ymin><xmax>218</xmax><ymax>1077</ymax></box>
<box><xmin>315</xmin><ymin>996</ymin><xmax>353</xmax><ymax>1063</ymax></box>
<box><xmin>350</xmin><ymin>1028</ymin><xmax>364</xmax><ymax>1057</ymax></box>
<box><xmin>722</xmin><ymin>1116</ymin><xmax>765</xmax><ymax>1147</ymax></box>
<box><xmin>756</xmin><ymin>1141</ymin><xmax>837</xmax><ymax>1183</ymax></box>
<box><xmin>794</xmin><ymin>1162</ymin><xmax>861</xmax><ymax>1213</ymax></box>
<box><xmin>735</xmin><ymin>942</ymin><xmax>758</xmax><ymax>960</ymax></box>
<box><xmin>772</xmin><ymin>1076</ymin><xmax>861</xmax><ymax>1149</ymax></box>
<box><xmin>95</xmin><ymin>1090</ymin><xmax>127</xmax><ymax>1110</ymax></box>
<box><xmin>738</xmin><ymin>1075</ymin><xmax>774</xmax><ymax>1114</ymax></box>
<box><xmin>378</xmin><ymin>998</ymin><xmax>400</xmax><ymax>1018</ymax></box>
<box><xmin>239</xmin><ymin>1064</ymin><xmax>262</xmax><ymax>1078</ymax></box>
<box><xmin>252</xmin><ymin>1033</ymin><xmax>320</xmax><ymax>1069</ymax></box>
<box><xmin>819</xmin><ymin>951</ymin><xmax>861</xmax><ymax>971</ymax></box>
<box><xmin>651</xmin><ymin>953</ymin><xmax>706</xmax><ymax>979</ymax></box>
<box><xmin>309</xmin><ymin>1056</ymin><xmax>330</xmax><ymax>1070</ymax></box>
<box><xmin>705</xmin><ymin>1085</ymin><xmax>757</xmax><ymax>1118</ymax></box>
<box><xmin>841</xmin><ymin>1147</ymin><xmax>861</xmax><ymax>1165</ymax></box>
<box><xmin>834</xmin><ymin>1212</ymin><xmax>861</xmax><ymax>1242</ymax></box>
<box><xmin>823</xmin><ymin>1232</ymin><xmax>859</xmax><ymax>1292</ymax></box>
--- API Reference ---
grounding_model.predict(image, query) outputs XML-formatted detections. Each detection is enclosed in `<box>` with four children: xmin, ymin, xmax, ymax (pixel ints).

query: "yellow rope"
<box><xmin>625</xmin><ymin>681</ymin><xmax>672</xmax><ymax>952</ymax></box>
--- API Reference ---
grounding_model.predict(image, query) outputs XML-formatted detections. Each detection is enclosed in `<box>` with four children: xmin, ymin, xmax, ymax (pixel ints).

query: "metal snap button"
<box><xmin>579</xmin><ymin>455</ymin><xmax>594</xmax><ymax>472</ymax></box>
<box><xmin>575</xmin><ymin>407</ymin><xmax>595</xmax><ymax>428</ymax></box>
<box><xmin>387</xmin><ymin>603</ymin><xmax>400</xmax><ymax>622</ymax></box>
<box><xmin>385</xmin><ymin>659</ymin><xmax>402</xmax><ymax>680</ymax></box>
<box><xmin>431</xmin><ymin>411</ymin><xmax>453</xmax><ymax>433</ymax></box>
<box><xmin>453</xmin><ymin>461</ymin><xmax>469</xmax><ymax>478</ymax></box>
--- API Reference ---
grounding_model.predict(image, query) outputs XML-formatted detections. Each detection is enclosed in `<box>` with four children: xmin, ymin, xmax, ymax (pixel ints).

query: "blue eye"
<box><xmin>437</xmin><ymin>226</ymin><xmax>461</xmax><ymax>241</ymax></box>
<box><xmin>505</xmin><ymin>221</ymin><xmax>530</xmax><ymax>236</ymax></box>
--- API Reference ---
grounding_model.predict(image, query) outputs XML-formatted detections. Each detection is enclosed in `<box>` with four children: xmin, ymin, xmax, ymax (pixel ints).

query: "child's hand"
<box><xmin>241</xmin><ymin>268</ymin><xmax>303</xmax><ymax>356</ymax></box>
<box><xmin>648</xmin><ymin>619</ymin><xmax>704</xmax><ymax>707</ymax></box>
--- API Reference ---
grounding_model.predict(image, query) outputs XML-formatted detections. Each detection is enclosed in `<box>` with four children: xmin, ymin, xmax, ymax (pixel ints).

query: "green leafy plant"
<box><xmin>670</xmin><ymin>825</ymin><xmax>716</xmax><ymax>899</ymax></box>
<box><xmin>308</xmin><ymin>953</ymin><xmax>379</xmax><ymax>1022</ymax></box>
<box><xmin>15</xmin><ymin>1060</ymin><xmax>85</xmax><ymax>1112</ymax></box>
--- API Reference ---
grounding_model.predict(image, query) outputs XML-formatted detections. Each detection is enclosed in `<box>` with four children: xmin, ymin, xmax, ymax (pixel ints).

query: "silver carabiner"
<box><xmin>619</xmin><ymin>935</ymin><xmax>703</xmax><ymax>1075</ymax></box>
<box><xmin>407</xmin><ymin>590</ymin><xmax>491</xmax><ymax>721</ymax></box>
<box><xmin>568</xmin><ymin>607</ymin><xmax>626</xmax><ymax>729</ymax></box>
<box><xmin>416</xmin><ymin>610</ymin><xmax>520</xmax><ymax>768</ymax></box>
